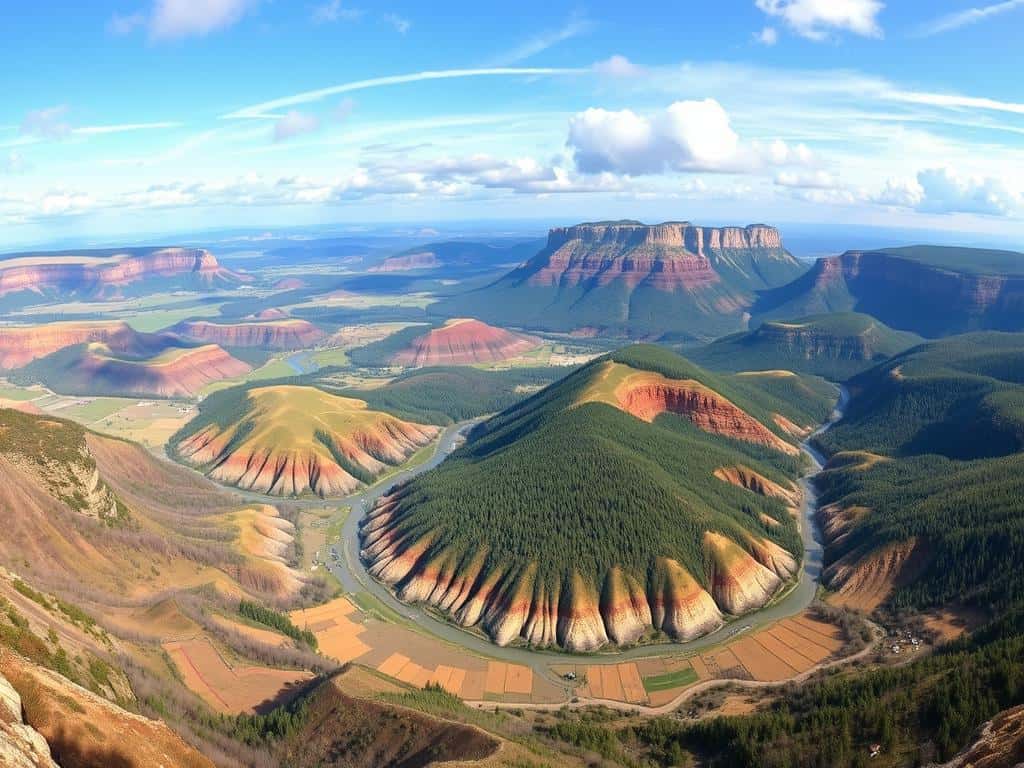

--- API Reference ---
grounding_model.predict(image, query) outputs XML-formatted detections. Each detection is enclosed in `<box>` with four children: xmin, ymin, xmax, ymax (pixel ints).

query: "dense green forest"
<box><xmin>337</xmin><ymin>365</ymin><xmax>571</xmax><ymax>424</ymax></box>
<box><xmin>690</xmin><ymin>313</ymin><xmax>922</xmax><ymax>381</ymax></box>
<box><xmin>367</xmin><ymin>345</ymin><xmax>835</xmax><ymax>591</ymax></box>
<box><xmin>649</xmin><ymin>332</ymin><xmax>1024</xmax><ymax>766</ymax></box>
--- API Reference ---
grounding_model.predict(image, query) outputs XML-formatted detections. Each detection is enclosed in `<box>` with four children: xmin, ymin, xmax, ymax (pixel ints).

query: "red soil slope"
<box><xmin>390</xmin><ymin>319</ymin><xmax>541</xmax><ymax>366</ymax></box>
<box><xmin>171</xmin><ymin>319</ymin><xmax>324</xmax><ymax>350</ymax></box>
<box><xmin>0</xmin><ymin>321</ymin><xmax>156</xmax><ymax>369</ymax></box>
<box><xmin>64</xmin><ymin>343</ymin><xmax>251</xmax><ymax>397</ymax></box>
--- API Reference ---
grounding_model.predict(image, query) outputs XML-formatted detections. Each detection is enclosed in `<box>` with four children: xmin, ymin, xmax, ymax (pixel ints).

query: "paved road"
<box><xmin>324</xmin><ymin>387</ymin><xmax>849</xmax><ymax>686</ymax></box>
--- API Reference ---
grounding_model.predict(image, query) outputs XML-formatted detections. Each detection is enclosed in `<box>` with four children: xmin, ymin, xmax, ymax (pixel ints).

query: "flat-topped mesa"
<box><xmin>390</xmin><ymin>319</ymin><xmax>542</xmax><ymax>366</ymax></box>
<box><xmin>525</xmin><ymin>221</ymin><xmax>786</xmax><ymax>292</ymax></box>
<box><xmin>546</xmin><ymin>221</ymin><xmax>782</xmax><ymax>253</ymax></box>
<box><xmin>171</xmin><ymin>318</ymin><xmax>325</xmax><ymax>350</ymax></box>
<box><xmin>173</xmin><ymin>385</ymin><xmax>440</xmax><ymax>497</ymax></box>
<box><xmin>0</xmin><ymin>246</ymin><xmax>249</xmax><ymax>299</ymax></box>
<box><xmin>0</xmin><ymin>320</ymin><xmax>145</xmax><ymax>368</ymax></box>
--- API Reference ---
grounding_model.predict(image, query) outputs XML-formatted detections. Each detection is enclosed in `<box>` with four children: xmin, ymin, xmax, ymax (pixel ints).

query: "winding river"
<box><xmin>326</xmin><ymin>387</ymin><xmax>848</xmax><ymax>679</ymax></box>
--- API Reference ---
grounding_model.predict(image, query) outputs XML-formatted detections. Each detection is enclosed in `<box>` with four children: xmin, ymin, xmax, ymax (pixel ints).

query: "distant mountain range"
<box><xmin>751</xmin><ymin>245</ymin><xmax>1024</xmax><ymax>337</ymax></box>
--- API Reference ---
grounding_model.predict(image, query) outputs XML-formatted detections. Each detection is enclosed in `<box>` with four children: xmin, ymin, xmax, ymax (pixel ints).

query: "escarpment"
<box><xmin>0</xmin><ymin>321</ymin><xmax>158</xmax><ymax>368</ymax></box>
<box><xmin>173</xmin><ymin>385</ymin><xmax>440</xmax><ymax>497</ymax></box>
<box><xmin>358</xmin><ymin>345</ymin><xmax>827</xmax><ymax>650</ymax></box>
<box><xmin>436</xmin><ymin>220</ymin><xmax>805</xmax><ymax>339</ymax></box>
<box><xmin>0</xmin><ymin>246</ymin><xmax>248</xmax><ymax>300</ymax></box>
<box><xmin>171</xmin><ymin>318</ymin><xmax>325</xmax><ymax>350</ymax></box>
<box><xmin>753</xmin><ymin>246</ymin><xmax>1024</xmax><ymax>337</ymax></box>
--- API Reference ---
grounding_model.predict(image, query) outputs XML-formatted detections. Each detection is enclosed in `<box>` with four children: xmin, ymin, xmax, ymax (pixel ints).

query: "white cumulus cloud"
<box><xmin>568</xmin><ymin>99</ymin><xmax>740</xmax><ymax>175</ymax></box>
<box><xmin>755</xmin><ymin>0</ymin><xmax>884</xmax><ymax>40</ymax></box>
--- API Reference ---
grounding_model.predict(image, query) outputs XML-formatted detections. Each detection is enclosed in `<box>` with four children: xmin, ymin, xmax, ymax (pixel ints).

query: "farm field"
<box><xmin>163</xmin><ymin>637</ymin><xmax>313</xmax><ymax>714</ymax></box>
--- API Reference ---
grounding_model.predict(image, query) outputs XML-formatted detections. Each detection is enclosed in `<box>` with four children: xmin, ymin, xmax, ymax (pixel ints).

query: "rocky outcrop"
<box><xmin>0</xmin><ymin>321</ymin><xmax>158</xmax><ymax>369</ymax></box>
<box><xmin>390</xmin><ymin>319</ymin><xmax>541</xmax><ymax>366</ymax></box>
<box><xmin>174</xmin><ymin>386</ymin><xmax>440</xmax><ymax>497</ymax></box>
<box><xmin>933</xmin><ymin>704</ymin><xmax>1024</xmax><ymax>768</ymax></box>
<box><xmin>0</xmin><ymin>247</ymin><xmax>248</xmax><ymax>300</ymax></box>
<box><xmin>714</xmin><ymin>465</ymin><xmax>801</xmax><ymax>507</ymax></box>
<box><xmin>577</xmin><ymin>364</ymin><xmax>800</xmax><ymax>455</ymax></box>
<box><xmin>171</xmin><ymin>319</ymin><xmax>325</xmax><ymax>350</ymax></box>
<box><xmin>0</xmin><ymin>671</ymin><xmax>57</xmax><ymax>768</ymax></box>
<box><xmin>1</xmin><ymin>651</ymin><xmax>214</xmax><ymax>768</ymax></box>
<box><xmin>361</xmin><ymin>489</ymin><xmax>795</xmax><ymax>651</ymax></box>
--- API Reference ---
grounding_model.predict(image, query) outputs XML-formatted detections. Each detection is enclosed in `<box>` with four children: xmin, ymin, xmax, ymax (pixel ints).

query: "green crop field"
<box><xmin>642</xmin><ymin>668</ymin><xmax>698</xmax><ymax>693</ymax></box>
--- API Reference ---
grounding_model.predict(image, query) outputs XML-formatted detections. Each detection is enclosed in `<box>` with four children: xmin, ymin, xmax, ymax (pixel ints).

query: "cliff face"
<box><xmin>390</xmin><ymin>319</ymin><xmax>541</xmax><ymax>366</ymax></box>
<box><xmin>172</xmin><ymin>319</ymin><xmax>325</xmax><ymax>350</ymax></box>
<box><xmin>0</xmin><ymin>247</ymin><xmax>248</xmax><ymax>300</ymax></box>
<box><xmin>439</xmin><ymin>220</ymin><xmax>804</xmax><ymax>340</ymax></box>
<box><xmin>173</xmin><ymin>386</ymin><xmax>440</xmax><ymax>497</ymax></box>
<box><xmin>0</xmin><ymin>321</ymin><xmax>154</xmax><ymax>368</ymax></box>
<box><xmin>756</xmin><ymin>249</ymin><xmax>1024</xmax><ymax>337</ymax></box>
<box><xmin>525</xmin><ymin>221</ymin><xmax>784</xmax><ymax>291</ymax></box>
<box><xmin>369</xmin><ymin>252</ymin><xmax>441</xmax><ymax>272</ymax></box>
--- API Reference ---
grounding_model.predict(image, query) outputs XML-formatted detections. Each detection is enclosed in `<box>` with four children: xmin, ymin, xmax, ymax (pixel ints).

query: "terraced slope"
<box><xmin>752</xmin><ymin>245</ymin><xmax>1024</xmax><ymax>337</ymax></box>
<box><xmin>12</xmin><ymin>342</ymin><xmax>251</xmax><ymax>398</ymax></box>
<box><xmin>360</xmin><ymin>345</ymin><xmax>836</xmax><ymax>650</ymax></box>
<box><xmin>389</xmin><ymin>318</ymin><xmax>541</xmax><ymax>366</ymax></box>
<box><xmin>813</xmin><ymin>332</ymin><xmax>1024</xmax><ymax>613</ymax></box>
<box><xmin>691</xmin><ymin>313</ymin><xmax>923</xmax><ymax>380</ymax></box>
<box><xmin>436</xmin><ymin>221</ymin><xmax>806</xmax><ymax>340</ymax></box>
<box><xmin>172</xmin><ymin>385</ymin><xmax>440</xmax><ymax>497</ymax></box>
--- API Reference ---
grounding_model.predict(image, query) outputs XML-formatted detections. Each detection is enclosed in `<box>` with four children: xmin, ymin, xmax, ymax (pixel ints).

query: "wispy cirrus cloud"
<box><xmin>312</xmin><ymin>0</ymin><xmax>362</xmax><ymax>23</ymax></box>
<box><xmin>383</xmin><ymin>12</ymin><xmax>410</xmax><ymax>34</ymax></box>
<box><xmin>916</xmin><ymin>0</ymin><xmax>1024</xmax><ymax>36</ymax></box>
<box><xmin>488</xmin><ymin>11</ymin><xmax>593</xmax><ymax>65</ymax></box>
<box><xmin>221</xmin><ymin>66</ymin><xmax>585</xmax><ymax>119</ymax></box>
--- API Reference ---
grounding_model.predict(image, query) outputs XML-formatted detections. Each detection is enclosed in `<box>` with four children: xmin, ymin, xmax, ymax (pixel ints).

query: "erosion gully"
<box><xmin>318</xmin><ymin>387</ymin><xmax>849</xmax><ymax>694</ymax></box>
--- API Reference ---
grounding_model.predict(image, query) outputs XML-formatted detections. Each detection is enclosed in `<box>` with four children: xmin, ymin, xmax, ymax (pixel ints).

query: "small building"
<box><xmin>869</xmin><ymin>743</ymin><xmax>882</xmax><ymax>757</ymax></box>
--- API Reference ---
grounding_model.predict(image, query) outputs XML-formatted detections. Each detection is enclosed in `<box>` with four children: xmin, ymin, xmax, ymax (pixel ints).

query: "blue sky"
<box><xmin>3</xmin><ymin>0</ymin><xmax>1024</xmax><ymax>247</ymax></box>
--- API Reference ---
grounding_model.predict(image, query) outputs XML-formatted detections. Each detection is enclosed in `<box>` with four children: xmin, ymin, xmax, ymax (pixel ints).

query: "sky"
<box><xmin>3</xmin><ymin>0</ymin><xmax>1024</xmax><ymax>249</ymax></box>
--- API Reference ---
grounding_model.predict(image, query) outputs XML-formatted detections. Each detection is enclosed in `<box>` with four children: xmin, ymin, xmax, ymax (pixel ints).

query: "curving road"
<box><xmin>324</xmin><ymin>388</ymin><xmax>848</xmax><ymax>682</ymax></box>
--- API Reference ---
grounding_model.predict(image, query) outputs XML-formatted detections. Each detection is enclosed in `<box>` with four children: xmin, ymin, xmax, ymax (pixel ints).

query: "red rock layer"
<box><xmin>360</xmin><ymin>489</ymin><xmax>798</xmax><ymax>651</ymax></box>
<box><xmin>0</xmin><ymin>321</ymin><xmax>147</xmax><ymax>368</ymax></box>
<box><xmin>617</xmin><ymin>380</ymin><xmax>800</xmax><ymax>455</ymax></box>
<box><xmin>525</xmin><ymin>222</ymin><xmax>782</xmax><ymax>291</ymax></box>
<box><xmin>390</xmin><ymin>319</ymin><xmax>541</xmax><ymax>366</ymax></box>
<box><xmin>0</xmin><ymin>247</ymin><xmax>248</xmax><ymax>298</ymax></box>
<box><xmin>370</xmin><ymin>252</ymin><xmax>441</xmax><ymax>272</ymax></box>
<box><xmin>76</xmin><ymin>344</ymin><xmax>251</xmax><ymax>398</ymax></box>
<box><xmin>172</xmin><ymin>319</ymin><xmax>325</xmax><ymax>350</ymax></box>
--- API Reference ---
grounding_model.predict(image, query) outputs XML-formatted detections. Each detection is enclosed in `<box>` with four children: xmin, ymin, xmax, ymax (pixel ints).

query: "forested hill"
<box><xmin>360</xmin><ymin>344</ymin><xmax>836</xmax><ymax>650</ymax></box>
<box><xmin>814</xmin><ymin>331</ymin><xmax>1024</xmax><ymax>615</ymax></box>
